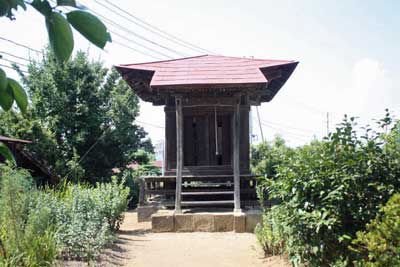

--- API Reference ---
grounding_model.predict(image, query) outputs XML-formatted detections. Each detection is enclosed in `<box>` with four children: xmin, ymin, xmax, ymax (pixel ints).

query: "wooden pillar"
<box><xmin>233</xmin><ymin>97</ymin><xmax>241</xmax><ymax>213</ymax></box>
<box><xmin>175</xmin><ymin>96</ymin><xmax>183</xmax><ymax>213</ymax></box>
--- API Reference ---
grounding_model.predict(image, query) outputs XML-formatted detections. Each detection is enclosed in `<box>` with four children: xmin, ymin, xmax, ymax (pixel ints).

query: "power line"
<box><xmin>0</xmin><ymin>58</ymin><xmax>28</xmax><ymax>68</ymax></box>
<box><xmin>0</xmin><ymin>51</ymin><xmax>31</xmax><ymax>62</ymax></box>
<box><xmin>0</xmin><ymin>36</ymin><xmax>42</xmax><ymax>54</ymax></box>
<box><xmin>260</xmin><ymin>124</ymin><xmax>310</xmax><ymax>143</ymax></box>
<box><xmin>136</xmin><ymin>120</ymin><xmax>165</xmax><ymax>129</ymax></box>
<box><xmin>58</xmin><ymin>3</ymin><xmax>172</xmax><ymax>59</ymax></box>
<box><xmin>0</xmin><ymin>63</ymin><xmax>28</xmax><ymax>74</ymax></box>
<box><xmin>53</xmin><ymin>3</ymin><xmax>164</xmax><ymax>60</ymax></box>
<box><xmin>100</xmin><ymin>20</ymin><xmax>171</xmax><ymax>59</ymax></box>
<box><xmin>113</xmin><ymin>40</ymin><xmax>162</xmax><ymax>60</ymax></box>
<box><xmin>63</xmin><ymin>126</ymin><xmax>112</xmax><ymax>181</ymax></box>
<box><xmin>260</xmin><ymin>118</ymin><xmax>324</xmax><ymax>135</ymax></box>
<box><xmin>81</xmin><ymin>3</ymin><xmax>188</xmax><ymax>58</ymax></box>
<box><xmin>94</xmin><ymin>0</ymin><xmax>210</xmax><ymax>55</ymax></box>
<box><xmin>261</xmin><ymin>121</ymin><xmax>314</xmax><ymax>140</ymax></box>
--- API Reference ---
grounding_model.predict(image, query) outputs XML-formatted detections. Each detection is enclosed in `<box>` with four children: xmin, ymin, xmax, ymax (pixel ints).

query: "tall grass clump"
<box><xmin>0</xmin><ymin>163</ymin><xmax>130</xmax><ymax>265</ymax></box>
<box><xmin>0</xmin><ymin>164</ymin><xmax>58</xmax><ymax>267</ymax></box>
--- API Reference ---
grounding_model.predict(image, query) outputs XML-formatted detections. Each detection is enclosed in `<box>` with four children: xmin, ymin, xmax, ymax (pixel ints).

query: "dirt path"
<box><xmin>112</xmin><ymin>211</ymin><xmax>290</xmax><ymax>267</ymax></box>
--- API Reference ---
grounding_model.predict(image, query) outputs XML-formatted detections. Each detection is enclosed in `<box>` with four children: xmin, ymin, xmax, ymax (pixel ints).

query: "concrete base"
<box><xmin>152</xmin><ymin>210</ymin><xmax>175</xmax><ymax>232</ymax></box>
<box><xmin>137</xmin><ymin>205</ymin><xmax>159</xmax><ymax>222</ymax></box>
<box><xmin>150</xmin><ymin>209</ymin><xmax>262</xmax><ymax>233</ymax></box>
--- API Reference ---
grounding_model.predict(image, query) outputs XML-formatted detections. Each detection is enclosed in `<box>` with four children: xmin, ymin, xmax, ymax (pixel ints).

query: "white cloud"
<box><xmin>343</xmin><ymin>58</ymin><xmax>389</xmax><ymax>118</ymax></box>
<box><xmin>352</xmin><ymin>58</ymin><xmax>385</xmax><ymax>91</ymax></box>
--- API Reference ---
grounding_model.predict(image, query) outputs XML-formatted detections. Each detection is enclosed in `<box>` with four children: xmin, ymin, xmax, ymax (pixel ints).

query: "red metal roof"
<box><xmin>116</xmin><ymin>55</ymin><xmax>298</xmax><ymax>103</ymax></box>
<box><xmin>118</xmin><ymin>55</ymin><xmax>296</xmax><ymax>87</ymax></box>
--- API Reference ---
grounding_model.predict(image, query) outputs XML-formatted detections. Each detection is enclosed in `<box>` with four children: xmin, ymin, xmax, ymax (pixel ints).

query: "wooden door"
<box><xmin>184</xmin><ymin>116</ymin><xmax>209</xmax><ymax>166</ymax></box>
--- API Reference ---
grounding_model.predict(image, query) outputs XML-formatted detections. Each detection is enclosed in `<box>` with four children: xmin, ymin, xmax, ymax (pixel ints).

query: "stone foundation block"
<box><xmin>193</xmin><ymin>214</ymin><xmax>214</xmax><ymax>232</ymax></box>
<box><xmin>152</xmin><ymin>213</ymin><xmax>174</xmax><ymax>232</ymax></box>
<box><xmin>137</xmin><ymin>205</ymin><xmax>158</xmax><ymax>222</ymax></box>
<box><xmin>214</xmin><ymin>214</ymin><xmax>233</xmax><ymax>232</ymax></box>
<box><xmin>174</xmin><ymin>214</ymin><xmax>194</xmax><ymax>232</ymax></box>
<box><xmin>245</xmin><ymin>211</ymin><xmax>262</xmax><ymax>233</ymax></box>
<box><xmin>234</xmin><ymin>213</ymin><xmax>246</xmax><ymax>233</ymax></box>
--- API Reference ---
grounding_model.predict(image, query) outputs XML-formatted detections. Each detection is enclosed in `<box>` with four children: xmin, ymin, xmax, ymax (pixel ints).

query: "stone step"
<box><xmin>181</xmin><ymin>191</ymin><xmax>234</xmax><ymax>196</ymax></box>
<box><xmin>181</xmin><ymin>200</ymin><xmax>234</xmax><ymax>206</ymax></box>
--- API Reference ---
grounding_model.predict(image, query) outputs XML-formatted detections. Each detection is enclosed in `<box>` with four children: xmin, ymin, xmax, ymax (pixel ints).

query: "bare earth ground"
<box><xmin>64</xmin><ymin>211</ymin><xmax>290</xmax><ymax>267</ymax></box>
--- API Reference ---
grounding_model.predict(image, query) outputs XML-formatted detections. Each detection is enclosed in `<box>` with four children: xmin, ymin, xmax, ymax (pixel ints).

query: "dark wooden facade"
<box><xmin>164</xmin><ymin>101</ymin><xmax>250</xmax><ymax>176</ymax></box>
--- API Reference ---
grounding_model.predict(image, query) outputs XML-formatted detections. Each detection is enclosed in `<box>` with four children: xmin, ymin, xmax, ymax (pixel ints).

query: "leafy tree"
<box><xmin>0</xmin><ymin>0</ymin><xmax>112</xmax><ymax>160</ymax></box>
<box><xmin>255</xmin><ymin>112</ymin><xmax>400</xmax><ymax>266</ymax></box>
<box><xmin>351</xmin><ymin>193</ymin><xmax>400</xmax><ymax>267</ymax></box>
<box><xmin>0</xmin><ymin>50</ymin><xmax>153</xmax><ymax>183</ymax></box>
<box><xmin>251</xmin><ymin>136</ymin><xmax>294</xmax><ymax>177</ymax></box>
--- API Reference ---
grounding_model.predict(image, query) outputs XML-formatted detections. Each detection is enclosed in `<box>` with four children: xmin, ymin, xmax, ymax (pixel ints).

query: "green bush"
<box><xmin>46</xmin><ymin>177</ymin><xmax>130</xmax><ymax>260</ymax></box>
<box><xmin>255</xmin><ymin>206</ymin><xmax>286</xmax><ymax>257</ymax></box>
<box><xmin>251</xmin><ymin>136</ymin><xmax>294</xmax><ymax>177</ymax></box>
<box><xmin>119</xmin><ymin>164</ymin><xmax>160</xmax><ymax>209</ymax></box>
<box><xmin>53</xmin><ymin>185</ymin><xmax>113</xmax><ymax>260</ymax></box>
<box><xmin>255</xmin><ymin>114</ymin><xmax>400</xmax><ymax>266</ymax></box>
<box><xmin>93</xmin><ymin>177</ymin><xmax>130</xmax><ymax>230</ymax></box>
<box><xmin>351</xmin><ymin>194</ymin><xmax>400</xmax><ymax>267</ymax></box>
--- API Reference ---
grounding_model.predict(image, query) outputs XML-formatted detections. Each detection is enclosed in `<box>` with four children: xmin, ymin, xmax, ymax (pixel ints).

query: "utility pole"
<box><xmin>326</xmin><ymin>112</ymin><xmax>330</xmax><ymax>135</ymax></box>
<box><xmin>256</xmin><ymin>106</ymin><xmax>265</xmax><ymax>142</ymax></box>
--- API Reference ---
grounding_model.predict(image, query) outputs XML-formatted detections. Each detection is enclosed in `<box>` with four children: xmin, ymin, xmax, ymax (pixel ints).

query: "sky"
<box><xmin>1</xmin><ymin>0</ymin><xmax>399</xmax><ymax>147</ymax></box>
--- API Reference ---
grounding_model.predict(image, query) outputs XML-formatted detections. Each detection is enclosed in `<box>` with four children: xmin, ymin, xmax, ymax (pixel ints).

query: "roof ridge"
<box><xmin>117</xmin><ymin>54</ymin><xmax>297</xmax><ymax>68</ymax></box>
<box><xmin>117</xmin><ymin>54</ymin><xmax>210</xmax><ymax>67</ymax></box>
<box><xmin>207</xmin><ymin>54</ymin><xmax>296</xmax><ymax>63</ymax></box>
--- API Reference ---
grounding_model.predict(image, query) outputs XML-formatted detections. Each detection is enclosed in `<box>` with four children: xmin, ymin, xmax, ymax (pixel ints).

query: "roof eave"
<box><xmin>260</xmin><ymin>61</ymin><xmax>299</xmax><ymax>102</ymax></box>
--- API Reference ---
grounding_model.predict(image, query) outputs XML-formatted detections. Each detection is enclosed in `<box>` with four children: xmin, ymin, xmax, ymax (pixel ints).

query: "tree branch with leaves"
<box><xmin>0</xmin><ymin>0</ymin><xmax>112</xmax><ymax>162</ymax></box>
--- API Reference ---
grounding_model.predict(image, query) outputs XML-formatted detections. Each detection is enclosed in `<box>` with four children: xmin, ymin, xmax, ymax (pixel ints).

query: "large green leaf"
<box><xmin>0</xmin><ymin>0</ymin><xmax>10</xmax><ymax>17</ymax></box>
<box><xmin>67</xmin><ymin>10</ymin><xmax>111</xmax><ymax>49</ymax></box>
<box><xmin>7</xmin><ymin>78</ymin><xmax>27</xmax><ymax>113</ymax></box>
<box><xmin>57</xmin><ymin>0</ymin><xmax>76</xmax><ymax>7</ymax></box>
<box><xmin>46</xmin><ymin>12</ymin><xmax>74</xmax><ymax>62</ymax></box>
<box><xmin>31</xmin><ymin>0</ymin><xmax>52</xmax><ymax>16</ymax></box>
<box><xmin>0</xmin><ymin>68</ymin><xmax>7</xmax><ymax>91</ymax></box>
<box><xmin>0</xmin><ymin>142</ymin><xmax>15</xmax><ymax>164</ymax></box>
<box><xmin>2</xmin><ymin>0</ymin><xmax>26</xmax><ymax>19</ymax></box>
<box><xmin>0</xmin><ymin>85</ymin><xmax>14</xmax><ymax>110</ymax></box>
<box><xmin>7</xmin><ymin>0</ymin><xmax>26</xmax><ymax>10</ymax></box>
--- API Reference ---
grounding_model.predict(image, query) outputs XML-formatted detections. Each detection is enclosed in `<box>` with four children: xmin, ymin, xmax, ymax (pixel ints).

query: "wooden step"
<box><xmin>145</xmin><ymin>189</ymin><xmax>255</xmax><ymax>196</ymax></box>
<box><xmin>183</xmin><ymin>182</ymin><xmax>233</xmax><ymax>187</ymax></box>
<box><xmin>181</xmin><ymin>200</ymin><xmax>234</xmax><ymax>206</ymax></box>
<box><xmin>143</xmin><ymin>174</ymin><xmax>259</xmax><ymax>182</ymax></box>
<box><xmin>181</xmin><ymin>191</ymin><xmax>234</xmax><ymax>196</ymax></box>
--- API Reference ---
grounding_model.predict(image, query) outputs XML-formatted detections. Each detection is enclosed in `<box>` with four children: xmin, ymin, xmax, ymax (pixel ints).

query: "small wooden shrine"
<box><xmin>116</xmin><ymin>55</ymin><xmax>298</xmax><ymax>213</ymax></box>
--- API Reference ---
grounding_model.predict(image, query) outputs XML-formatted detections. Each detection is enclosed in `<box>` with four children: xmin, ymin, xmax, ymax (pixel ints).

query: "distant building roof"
<box><xmin>126</xmin><ymin>160</ymin><xmax>162</xmax><ymax>170</ymax></box>
<box><xmin>153</xmin><ymin>160</ymin><xmax>163</xmax><ymax>168</ymax></box>
<box><xmin>0</xmin><ymin>135</ymin><xmax>57</xmax><ymax>184</ymax></box>
<box><xmin>116</xmin><ymin>55</ymin><xmax>298</xmax><ymax>104</ymax></box>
